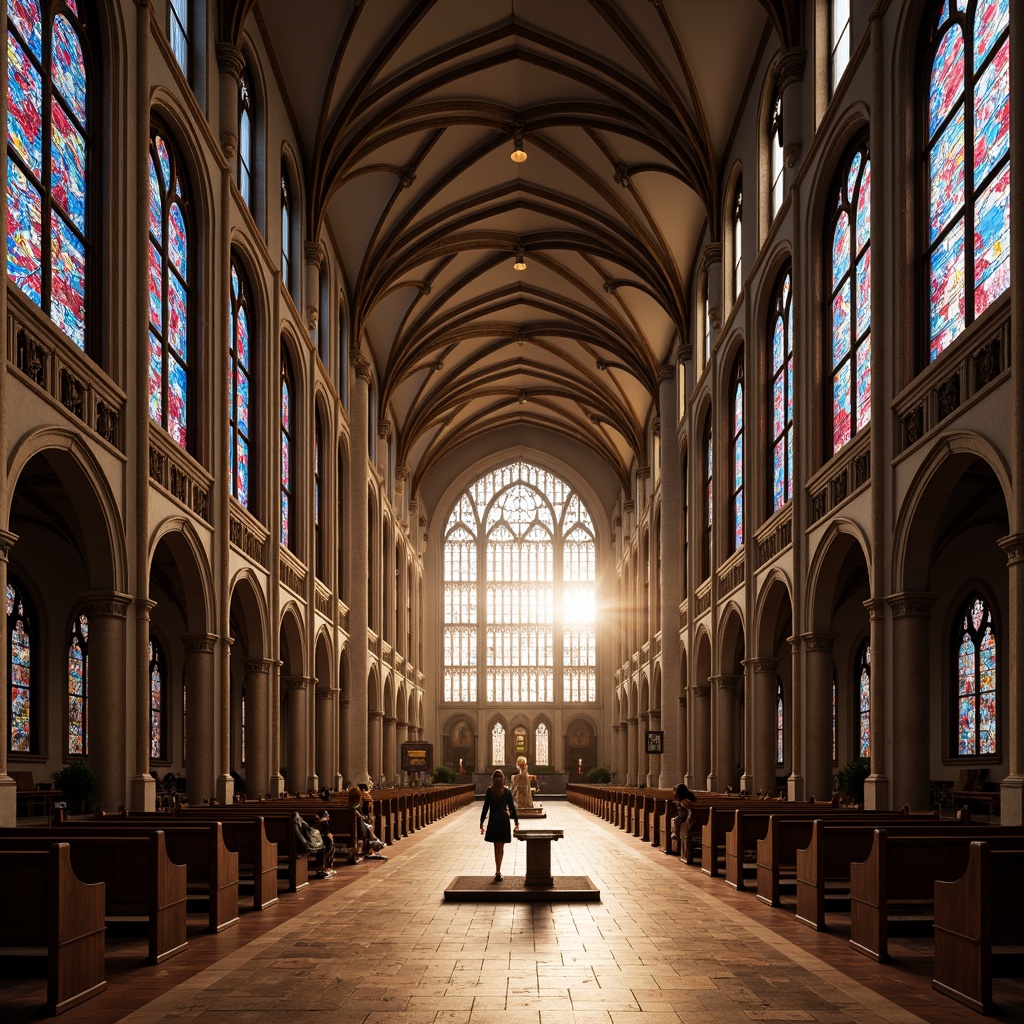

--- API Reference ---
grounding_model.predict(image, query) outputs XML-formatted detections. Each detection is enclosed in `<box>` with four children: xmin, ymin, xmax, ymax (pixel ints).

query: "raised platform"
<box><xmin>443</xmin><ymin>874</ymin><xmax>600</xmax><ymax>902</ymax></box>
<box><xmin>517</xmin><ymin>807</ymin><xmax>546</xmax><ymax>818</ymax></box>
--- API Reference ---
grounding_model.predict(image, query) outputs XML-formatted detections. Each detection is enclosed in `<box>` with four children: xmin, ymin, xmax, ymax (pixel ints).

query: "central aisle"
<box><xmin>116</xmin><ymin>800</ymin><xmax>953</xmax><ymax>1023</ymax></box>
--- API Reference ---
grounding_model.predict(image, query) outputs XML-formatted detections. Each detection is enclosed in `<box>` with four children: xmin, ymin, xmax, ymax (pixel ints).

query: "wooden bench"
<box><xmin>932</xmin><ymin>841</ymin><xmax>1024</xmax><ymax>1013</ymax></box>
<box><xmin>0</xmin><ymin>843</ymin><xmax>107</xmax><ymax>1014</ymax></box>
<box><xmin>11</xmin><ymin>769</ymin><xmax>63</xmax><ymax>818</ymax></box>
<box><xmin>0</xmin><ymin>829</ymin><xmax>188</xmax><ymax>964</ymax></box>
<box><xmin>950</xmin><ymin>768</ymin><xmax>1001</xmax><ymax>817</ymax></box>
<box><xmin>849</xmin><ymin>829</ymin><xmax>1024</xmax><ymax>962</ymax></box>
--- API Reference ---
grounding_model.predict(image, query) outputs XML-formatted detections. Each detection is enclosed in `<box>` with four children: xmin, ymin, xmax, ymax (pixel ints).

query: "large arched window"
<box><xmin>280</xmin><ymin>354</ymin><xmax>293</xmax><ymax>548</ymax></box>
<box><xmin>149</xmin><ymin>637</ymin><xmax>165</xmax><ymax>760</ymax></box>
<box><xmin>702</xmin><ymin>415</ymin><xmax>713</xmax><ymax>579</ymax></box>
<box><xmin>829</xmin><ymin>139</ymin><xmax>871</xmax><ymax>455</ymax></box>
<box><xmin>7</xmin><ymin>0</ymin><xmax>91</xmax><ymax>351</ymax></box>
<box><xmin>443</xmin><ymin>462</ymin><xmax>597</xmax><ymax>704</ymax></box>
<box><xmin>769</xmin><ymin>88</ymin><xmax>784</xmax><ymax>219</ymax></box>
<box><xmin>491</xmin><ymin>722</ymin><xmax>506</xmax><ymax>766</ymax></box>
<box><xmin>954</xmin><ymin>593</ymin><xmax>997</xmax><ymax>756</ymax></box>
<box><xmin>228</xmin><ymin>261</ymin><xmax>252</xmax><ymax>507</ymax></box>
<box><xmin>535</xmin><ymin>722</ymin><xmax>549</xmax><ymax>766</ymax></box>
<box><xmin>831</xmin><ymin>0</ymin><xmax>852</xmax><ymax>94</ymax></box>
<box><xmin>7</xmin><ymin>577</ymin><xmax>35</xmax><ymax>753</ymax></box>
<box><xmin>856</xmin><ymin>639</ymin><xmax>870</xmax><ymax>758</ymax></box>
<box><xmin>769</xmin><ymin>268</ymin><xmax>794</xmax><ymax>513</ymax></box>
<box><xmin>238</xmin><ymin>65</ymin><xmax>253</xmax><ymax>207</ymax></box>
<box><xmin>148</xmin><ymin>130</ymin><xmax>192</xmax><ymax>450</ymax></box>
<box><xmin>67</xmin><ymin>611</ymin><xmax>88</xmax><ymax>755</ymax></box>
<box><xmin>730</xmin><ymin>357</ymin><xmax>743</xmax><ymax>552</ymax></box>
<box><xmin>925</xmin><ymin>0</ymin><xmax>1009</xmax><ymax>361</ymax></box>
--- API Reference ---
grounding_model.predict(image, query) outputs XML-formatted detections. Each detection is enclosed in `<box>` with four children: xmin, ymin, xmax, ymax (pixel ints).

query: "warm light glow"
<box><xmin>561</xmin><ymin>588</ymin><xmax>596</xmax><ymax>628</ymax></box>
<box><xmin>510</xmin><ymin>146</ymin><xmax>528</xmax><ymax>163</ymax></box>
<box><xmin>514</xmin><ymin>257</ymin><xmax>527</xmax><ymax>271</ymax></box>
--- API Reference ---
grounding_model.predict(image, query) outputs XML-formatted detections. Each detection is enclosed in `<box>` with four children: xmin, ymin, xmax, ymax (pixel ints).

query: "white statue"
<box><xmin>511</xmin><ymin>756</ymin><xmax>535</xmax><ymax>809</ymax></box>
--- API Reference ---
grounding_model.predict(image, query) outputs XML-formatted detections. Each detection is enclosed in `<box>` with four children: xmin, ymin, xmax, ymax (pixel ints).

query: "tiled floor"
<box><xmin>2</xmin><ymin>801</ymin><xmax>1022</xmax><ymax>1023</ymax></box>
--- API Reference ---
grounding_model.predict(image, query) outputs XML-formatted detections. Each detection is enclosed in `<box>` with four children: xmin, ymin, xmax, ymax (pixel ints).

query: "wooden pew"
<box><xmin>0</xmin><ymin>844</ymin><xmax>107</xmax><ymax>1014</ymax></box>
<box><xmin>36</xmin><ymin>820</ymin><xmax>239</xmax><ymax>932</ymax></box>
<box><xmin>0</xmin><ymin>830</ymin><xmax>187</xmax><ymax>964</ymax></box>
<box><xmin>849</xmin><ymin>829</ymin><xmax>1024</xmax><ymax>962</ymax></box>
<box><xmin>793</xmin><ymin>817</ymin><xmax>1010</xmax><ymax>930</ymax></box>
<box><xmin>932</xmin><ymin>842</ymin><xmax>1024</xmax><ymax>1014</ymax></box>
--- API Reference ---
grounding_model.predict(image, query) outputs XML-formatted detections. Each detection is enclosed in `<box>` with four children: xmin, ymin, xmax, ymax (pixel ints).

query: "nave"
<box><xmin>3</xmin><ymin>801</ymin><xmax>1015</xmax><ymax>1024</ymax></box>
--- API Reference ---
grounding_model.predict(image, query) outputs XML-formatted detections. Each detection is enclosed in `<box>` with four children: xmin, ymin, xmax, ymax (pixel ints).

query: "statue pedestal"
<box><xmin>515</xmin><ymin>829</ymin><xmax>563</xmax><ymax>886</ymax></box>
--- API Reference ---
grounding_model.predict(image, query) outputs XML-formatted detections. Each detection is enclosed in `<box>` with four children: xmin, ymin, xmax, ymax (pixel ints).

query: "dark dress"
<box><xmin>480</xmin><ymin>786</ymin><xmax>518</xmax><ymax>843</ymax></box>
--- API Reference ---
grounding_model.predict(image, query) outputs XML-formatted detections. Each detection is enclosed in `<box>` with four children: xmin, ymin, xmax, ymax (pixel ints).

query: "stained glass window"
<box><xmin>770</xmin><ymin>89</ymin><xmax>784</xmax><ymax>218</ymax></box>
<box><xmin>238</xmin><ymin>67</ymin><xmax>252</xmax><ymax>207</ymax></box>
<box><xmin>314</xmin><ymin>415</ymin><xmax>323</xmax><ymax>579</ymax></box>
<box><xmin>149</xmin><ymin>637</ymin><xmax>164</xmax><ymax>760</ymax></box>
<box><xmin>769</xmin><ymin>269</ymin><xmax>794</xmax><ymax>512</ymax></box>
<box><xmin>7</xmin><ymin>578</ymin><xmax>34</xmax><ymax>753</ymax></box>
<box><xmin>733</xmin><ymin>183</ymin><xmax>743</xmax><ymax>301</ymax></box>
<box><xmin>443</xmin><ymin>461</ymin><xmax>597</xmax><ymax>704</ymax></box>
<box><xmin>67</xmin><ymin>611</ymin><xmax>88</xmax><ymax>755</ymax></box>
<box><xmin>280</xmin><ymin>356</ymin><xmax>293</xmax><ymax>548</ymax></box>
<box><xmin>535</xmin><ymin>722</ymin><xmax>549</xmax><ymax>766</ymax></box>
<box><xmin>829</xmin><ymin>140</ymin><xmax>871</xmax><ymax>454</ymax></box>
<box><xmin>168</xmin><ymin>0</ymin><xmax>188</xmax><ymax>78</ymax></box>
<box><xmin>926</xmin><ymin>0</ymin><xmax>1010</xmax><ymax>361</ymax></box>
<box><xmin>148</xmin><ymin>130</ymin><xmax>191</xmax><ymax>449</ymax></box>
<box><xmin>703</xmin><ymin>416</ymin><xmax>713</xmax><ymax>578</ymax></box>
<box><xmin>857</xmin><ymin>640</ymin><xmax>871</xmax><ymax>758</ymax></box>
<box><xmin>955</xmin><ymin>593</ymin><xmax>997</xmax><ymax>756</ymax></box>
<box><xmin>229</xmin><ymin>260</ymin><xmax>252</xmax><ymax>507</ymax></box>
<box><xmin>281</xmin><ymin>171</ymin><xmax>290</xmax><ymax>289</ymax></box>
<box><xmin>7</xmin><ymin>0</ymin><xmax>90</xmax><ymax>350</ymax></box>
<box><xmin>776</xmin><ymin>679</ymin><xmax>784</xmax><ymax>765</ymax></box>
<box><xmin>731</xmin><ymin>359</ymin><xmax>743</xmax><ymax>552</ymax></box>
<box><xmin>491</xmin><ymin>722</ymin><xmax>505</xmax><ymax>766</ymax></box>
<box><xmin>831</xmin><ymin>0</ymin><xmax>851</xmax><ymax>92</ymax></box>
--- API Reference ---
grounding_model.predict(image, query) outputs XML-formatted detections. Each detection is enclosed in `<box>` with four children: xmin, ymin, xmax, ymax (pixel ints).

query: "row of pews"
<box><xmin>0</xmin><ymin>782</ymin><xmax>474</xmax><ymax>1015</ymax></box>
<box><xmin>567</xmin><ymin>784</ymin><xmax>1024</xmax><ymax>1015</ymax></box>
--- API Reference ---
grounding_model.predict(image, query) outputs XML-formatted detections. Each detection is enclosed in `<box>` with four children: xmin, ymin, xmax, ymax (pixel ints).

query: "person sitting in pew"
<box><xmin>666</xmin><ymin>784</ymin><xmax>697</xmax><ymax>855</ymax></box>
<box><xmin>349</xmin><ymin>785</ymin><xmax>386</xmax><ymax>859</ymax></box>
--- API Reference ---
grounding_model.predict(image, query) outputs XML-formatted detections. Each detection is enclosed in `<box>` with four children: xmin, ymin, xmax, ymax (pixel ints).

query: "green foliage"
<box><xmin>52</xmin><ymin>761</ymin><xmax>99</xmax><ymax>803</ymax></box>
<box><xmin>835</xmin><ymin>757</ymin><xmax>870</xmax><ymax>803</ymax></box>
<box><xmin>431</xmin><ymin>764</ymin><xmax>457</xmax><ymax>784</ymax></box>
<box><xmin>584</xmin><ymin>766</ymin><xmax>613</xmax><ymax>784</ymax></box>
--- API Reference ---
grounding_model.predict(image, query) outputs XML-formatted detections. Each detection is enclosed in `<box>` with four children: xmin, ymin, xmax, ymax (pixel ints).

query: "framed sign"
<box><xmin>645</xmin><ymin>730</ymin><xmax>664</xmax><ymax>755</ymax></box>
<box><xmin>401</xmin><ymin>742</ymin><xmax>433</xmax><ymax>772</ymax></box>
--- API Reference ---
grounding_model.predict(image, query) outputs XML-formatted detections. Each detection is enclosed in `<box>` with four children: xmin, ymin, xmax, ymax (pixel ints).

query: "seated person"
<box><xmin>666</xmin><ymin>784</ymin><xmax>697</xmax><ymax>855</ymax></box>
<box><xmin>313</xmin><ymin>808</ymin><xmax>334</xmax><ymax>878</ymax></box>
<box><xmin>348</xmin><ymin>785</ymin><xmax>386</xmax><ymax>858</ymax></box>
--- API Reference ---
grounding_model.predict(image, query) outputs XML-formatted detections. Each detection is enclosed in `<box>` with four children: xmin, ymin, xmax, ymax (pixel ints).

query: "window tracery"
<box><xmin>857</xmin><ymin>640</ymin><xmax>871</xmax><ymax>758</ymax></box>
<box><xmin>229</xmin><ymin>261</ymin><xmax>252</xmax><ymax>507</ymax></box>
<box><xmin>149</xmin><ymin>637</ymin><xmax>164</xmax><ymax>760</ymax></box>
<box><xmin>955</xmin><ymin>593</ymin><xmax>996</xmax><ymax>756</ymax></box>
<box><xmin>731</xmin><ymin>359</ymin><xmax>743</xmax><ymax>552</ymax></box>
<box><xmin>67</xmin><ymin>611</ymin><xmax>87</xmax><ymax>755</ymax></box>
<box><xmin>280</xmin><ymin>356</ymin><xmax>293</xmax><ymax>548</ymax></box>
<box><xmin>7</xmin><ymin>578</ymin><xmax>34</xmax><ymax>753</ymax></box>
<box><xmin>769</xmin><ymin>268</ymin><xmax>794</xmax><ymax>512</ymax></box>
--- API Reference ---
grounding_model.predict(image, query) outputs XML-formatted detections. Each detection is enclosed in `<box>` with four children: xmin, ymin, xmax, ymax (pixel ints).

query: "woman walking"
<box><xmin>480</xmin><ymin>768</ymin><xmax>519</xmax><ymax>880</ymax></box>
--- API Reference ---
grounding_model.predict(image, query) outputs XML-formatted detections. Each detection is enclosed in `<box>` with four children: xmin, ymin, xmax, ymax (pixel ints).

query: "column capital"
<box><xmin>354</xmin><ymin>355</ymin><xmax>373</xmax><ymax>382</ymax></box>
<box><xmin>0</xmin><ymin>530</ymin><xmax>18</xmax><ymax>561</ymax></box>
<box><xmin>636</xmin><ymin>466</ymin><xmax>651</xmax><ymax>482</ymax></box>
<box><xmin>378</xmin><ymin>418</ymin><xmax>393</xmax><ymax>441</ymax></box>
<box><xmin>998</xmin><ymin>533</ymin><xmax>1024</xmax><ymax>565</ymax></box>
<box><xmin>304</xmin><ymin>240</ymin><xmax>325</xmax><ymax>267</ymax></box>
<box><xmin>182</xmin><ymin>633</ymin><xmax>218</xmax><ymax>654</ymax></box>
<box><xmin>243</xmin><ymin>658</ymin><xmax>274</xmax><ymax>675</ymax></box>
<box><xmin>384</xmin><ymin>715</ymin><xmax>397</xmax><ymax>725</ymax></box>
<box><xmin>711</xmin><ymin>674</ymin><xmax>740</xmax><ymax>690</ymax></box>
<box><xmin>623</xmin><ymin>500</ymin><xmax>635</xmax><ymax>515</ymax></box>
<box><xmin>79</xmin><ymin>591</ymin><xmax>132</xmax><ymax>619</ymax></box>
<box><xmin>702</xmin><ymin>241</ymin><xmax>723</xmax><ymax>271</ymax></box>
<box><xmin>886</xmin><ymin>592</ymin><xmax>938</xmax><ymax>618</ymax></box>
<box><xmin>369</xmin><ymin>710</ymin><xmax>385</xmax><ymax>721</ymax></box>
<box><xmin>658</xmin><ymin>363</ymin><xmax>676</xmax><ymax>384</ymax></box>
<box><xmin>316</xmin><ymin>688</ymin><xmax>338</xmax><ymax>703</ymax></box>
<box><xmin>800</xmin><ymin>631</ymin><xmax>838</xmax><ymax>652</ymax></box>
<box><xmin>215</xmin><ymin>41</ymin><xmax>244</xmax><ymax>80</ymax></box>
<box><xmin>690</xmin><ymin>684</ymin><xmax>710</xmax><ymax>699</ymax></box>
<box><xmin>639</xmin><ymin>711</ymin><xmax>650</xmax><ymax>723</ymax></box>
<box><xmin>743</xmin><ymin>657</ymin><xmax>780</xmax><ymax>673</ymax></box>
<box><xmin>863</xmin><ymin>596</ymin><xmax>887</xmax><ymax>619</ymax></box>
<box><xmin>283</xmin><ymin>675</ymin><xmax>309</xmax><ymax>691</ymax></box>
<box><xmin>776</xmin><ymin>46</ymin><xmax>807</xmax><ymax>91</ymax></box>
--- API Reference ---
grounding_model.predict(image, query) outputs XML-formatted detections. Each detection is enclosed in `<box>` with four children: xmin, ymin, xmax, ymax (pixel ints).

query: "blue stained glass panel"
<box><xmin>856</xmin><ymin>160</ymin><xmax>870</xmax><ymax>253</ymax></box>
<box><xmin>833</xmin><ymin>283</ymin><xmax>851</xmax><ymax>366</ymax></box>
<box><xmin>974</xmin><ymin>39</ymin><xmax>1009</xmax><ymax>185</ymax></box>
<box><xmin>50</xmin><ymin>213</ymin><xmax>85</xmax><ymax>348</ymax></box>
<box><xmin>773</xmin><ymin>376</ymin><xmax>785</xmax><ymax>436</ymax></box>
<box><xmin>236</xmin><ymin>436</ymin><xmax>249</xmax><ymax>507</ymax></box>
<box><xmin>168</xmin><ymin>203</ymin><xmax>187</xmax><ymax>274</ymax></box>
<box><xmin>156</xmin><ymin>136</ymin><xmax>171</xmax><ymax>197</ymax></box>
<box><xmin>149</xmin><ymin>155</ymin><xmax>161</xmax><ymax>236</ymax></box>
<box><xmin>856</xmin><ymin>334</ymin><xmax>871</xmax><ymax>431</ymax></box>
<box><xmin>958</xmin><ymin>694</ymin><xmax>976</xmax><ymax>755</ymax></box>
<box><xmin>930</xmin><ymin>26</ymin><xmax>964</xmax><ymax>137</ymax></box>
<box><xmin>930</xmin><ymin>104</ymin><xmax>965</xmax><ymax>242</ymax></box>
<box><xmin>168</xmin><ymin>358</ymin><xmax>187</xmax><ymax>448</ymax></box>
<box><xmin>773</xmin><ymin>442</ymin><xmax>784</xmax><ymax>510</ymax></box>
<box><xmin>148</xmin><ymin>241</ymin><xmax>162</xmax><ymax>330</ymax></box>
<box><xmin>846</xmin><ymin>149</ymin><xmax>862</xmax><ymax>201</ymax></box>
<box><xmin>734</xmin><ymin>492</ymin><xmax>742</xmax><ymax>550</ymax></box>
<box><xmin>52</xmin><ymin>16</ymin><xmax>86</xmax><ymax>129</ymax></box>
<box><xmin>149</xmin><ymin>331</ymin><xmax>163</xmax><ymax>422</ymax></box>
<box><xmin>281</xmin><ymin>494</ymin><xmax>289</xmax><ymax>547</ymax></box>
<box><xmin>8</xmin><ymin>32</ymin><xmax>42</xmax><ymax>177</ymax></box>
<box><xmin>7</xmin><ymin>156</ymin><xmax>42</xmax><ymax>302</ymax></box>
<box><xmin>832</xmin><ymin>211</ymin><xmax>850</xmax><ymax>286</ymax></box>
<box><xmin>833</xmin><ymin>360</ymin><xmax>851</xmax><ymax>453</ymax></box>
<box><xmin>167</xmin><ymin>270</ymin><xmax>187</xmax><ymax>359</ymax></box>
<box><xmin>51</xmin><ymin>101</ymin><xmax>85</xmax><ymax>230</ymax></box>
<box><xmin>786</xmin><ymin>358</ymin><xmax>793</xmax><ymax>426</ymax></box>
<box><xmin>772</xmin><ymin>317</ymin><xmax>784</xmax><ymax>372</ymax></box>
<box><xmin>734</xmin><ymin>381</ymin><xmax>743</xmax><ymax>432</ymax></box>
<box><xmin>237</xmin><ymin>308</ymin><xmax>249</xmax><ymax>367</ymax></box>
<box><xmin>856</xmin><ymin>247</ymin><xmax>871</xmax><ymax>337</ymax></box>
<box><xmin>281</xmin><ymin>435</ymin><xmax>290</xmax><ymax>488</ymax></box>
<box><xmin>734</xmin><ymin>431</ymin><xmax>742</xmax><ymax>489</ymax></box>
<box><xmin>930</xmin><ymin>216</ymin><xmax>965</xmax><ymax>359</ymax></box>
<box><xmin>281</xmin><ymin>378</ymin><xmax>290</xmax><ymax>432</ymax></box>
<box><xmin>237</xmin><ymin>370</ymin><xmax>250</xmax><ymax>434</ymax></box>
<box><xmin>974</xmin><ymin>163</ymin><xmax>1010</xmax><ymax>317</ymax></box>
<box><xmin>974</xmin><ymin>0</ymin><xmax>1008</xmax><ymax>70</ymax></box>
<box><xmin>68</xmin><ymin>636</ymin><xmax>84</xmax><ymax>755</ymax></box>
<box><xmin>8</xmin><ymin>0</ymin><xmax>42</xmax><ymax>58</ymax></box>
<box><xmin>10</xmin><ymin>611</ymin><xmax>31</xmax><ymax>752</ymax></box>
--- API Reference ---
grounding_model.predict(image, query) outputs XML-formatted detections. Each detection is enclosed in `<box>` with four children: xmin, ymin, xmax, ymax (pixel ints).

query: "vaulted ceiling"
<box><xmin>246</xmin><ymin>0</ymin><xmax>785</xmax><ymax>500</ymax></box>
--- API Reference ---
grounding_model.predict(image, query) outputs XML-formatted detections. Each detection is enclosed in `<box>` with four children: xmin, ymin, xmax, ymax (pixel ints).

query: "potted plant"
<box><xmin>52</xmin><ymin>761</ymin><xmax>99</xmax><ymax>813</ymax></box>
<box><xmin>835</xmin><ymin>757</ymin><xmax>870</xmax><ymax>806</ymax></box>
<box><xmin>431</xmin><ymin>764</ymin><xmax>457</xmax><ymax>785</ymax></box>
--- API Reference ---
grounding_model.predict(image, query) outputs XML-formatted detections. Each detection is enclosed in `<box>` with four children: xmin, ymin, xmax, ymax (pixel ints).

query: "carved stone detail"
<box><xmin>886</xmin><ymin>592</ymin><xmax>937</xmax><ymax>618</ymax></box>
<box><xmin>243</xmin><ymin>659</ymin><xmax>274</xmax><ymax>674</ymax></box>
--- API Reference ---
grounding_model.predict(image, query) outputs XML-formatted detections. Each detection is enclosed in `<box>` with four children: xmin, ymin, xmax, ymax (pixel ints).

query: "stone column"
<box><xmin>316</xmin><ymin>687</ymin><xmax>337</xmax><ymax>792</ymax></box>
<box><xmin>787</xmin><ymin>635</ymin><xmax>805</xmax><ymax>800</ymax></box>
<box><xmin>243</xmin><ymin>659</ymin><xmax>271</xmax><ymax>799</ymax></box>
<box><xmin>887</xmin><ymin>593</ymin><xmax>936</xmax><ymax>811</ymax></box>
<box><xmin>657</xmin><ymin>364</ymin><xmax>683</xmax><ymax>786</ymax></box>
<box><xmin>337</xmin><ymin>695</ymin><xmax>350</xmax><ymax>787</ymax></box>
<box><xmin>626</xmin><ymin>715</ymin><xmax>638</xmax><ymax>785</ymax></box>
<box><xmin>802</xmin><ymin>634</ymin><xmax>837</xmax><ymax>802</ymax></box>
<box><xmin>615</xmin><ymin>722</ymin><xmax>627</xmax><ymax>783</ymax></box>
<box><xmin>368</xmin><ymin>710</ymin><xmax>383</xmax><ymax>783</ymax></box>
<box><xmin>183</xmin><ymin>634</ymin><xmax>217</xmax><ymax>804</ymax></box>
<box><xmin>383</xmin><ymin>715</ymin><xmax>397</xmax><ymax>785</ymax></box>
<box><xmin>706</xmin><ymin>679</ymin><xmax>718</xmax><ymax>792</ymax></box>
<box><xmin>283</xmin><ymin>676</ymin><xmax>308</xmax><ymax>793</ymax></box>
<box><xmin>703</xmin><ymin>244</ymin><xmax>723</xmax><ymax>349</ymax></box>
<box><xmin>647</xmin><ymin>709</ymin><xmax>661</xmax><ymax>787</ymax></box>
<box><xmin>714</xmin><ymin>675</ymin><xmax>739</xmax><ymax>791</ymax></box>
<box><xmin>748</xmin><ymin>658</ymin><xmax>780</xmax><ymax>797</ymax></box>
<box><xmin>999</xmin><ymin>537</ymin><xmax>1024</xmax><ymax>822</ymax></box>
<box><xmin>690</xmin><ymin>684</ymin><xmax>711</xmax><ymax>789</ymax></box>
<box><xmin>0</xmin><ymin>532</ymin><xmax>16</xmax><ymax>826</ymax></box>
<box><xmin>739</xmin><ymin>658</ymin><xmax>754</xmax><ymax>794</ymax></box>
<box><xmin>81</xmin><ymin>593</ymin><xmax>131</xmax><ymax>812</ymax></box>
<box><xmin>304</xmin><ymin>241</ymin><xmax>323</xmax><ymax>344</ymax></box>
<box><xmin>215</xmin><ymin>43</ymin><xmax>243</xmax><ymax>161</ymax></box>
<box><xmin>777</xmin><ymin>47</ymin><xmax>807</xmax><ymax>183</ymax></box>
<box><xmin>131</xmin><ymin>601</ymin><xmax>157</xmax><ymax>812</ymax></box>
<box><xmin>863</xmin><ymin>598</ymin><xmax>889</xmax><ymax>809</ymax></box>
<box><xmin>638</xmin><ymin>711</ymin><xmax>650</xmax><ymax>786</ymax></box>
<box><xmin>270</xmin><ymin>659</ymin><xmax>285</xmax><ymax>796</ymax></box>
<box><xmin>347</xmin><ymin>358</ymin><xmax>371</xmax><ymax>784</ymax></box>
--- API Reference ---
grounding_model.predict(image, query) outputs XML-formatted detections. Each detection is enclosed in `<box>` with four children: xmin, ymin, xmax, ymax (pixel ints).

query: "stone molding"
<box><xmin>690</xmin><ymin>684</ymin><xmax>710</xmax><ymax>698</ymax></box>
<box><xmin>303</xmin><ymin>240</ymin><xmax>325</xmax><ymax>267</ymax></box>
<box><xmin>702</xmin><ymin>242</ymin><xmax>722</xmax><ymax>272</ymax></box>
<box><xmin>801</xmin><ymin>632</ymin><xmax>838</xmax><ymax>652</ymax></box>
<box><xmin>0</xmin><ymin>530</ymin><xmax>18</xmax><ymax>561</ymax></box>
<box><xmin>243</xmin><ymin>658</ymin><xmax>274</xmax><ymax>675</ymax></box>
<box><xmin>283</xmin><ymin>676</ymin><xmax>309</xmax><ymax>691</ymax></box>
<box><xmin>776</xmin><ymin>47</ymin><xmax>807</xmax><ymax>91</ymax></box>
<box><xmin>80</xmin><ymin>591</ymin><xmax>132</xmax><ymax>618</ymax></box>
<box><xmin>744</xmin><ymin>657</ymin><xmax>780</xmax><ymax>674</ymax></box>
<box><xmin>182</xmin><ymin>633</ymin><xmax>217</xmax><ymax>654</ymax></box>
<box><xmin>215</xmin><ymin>42</ymin><xmax>244</xmax><ymax>80</ymax></box>
<box><xmin>886</xmin><ymin>592</ymin><xmax>937</xmax><ymax>618</ymax></box>
<box><xmin>998</xmin><ymin>533</ymin><xmax>1024</xmax><ymax>566</ymax></box>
